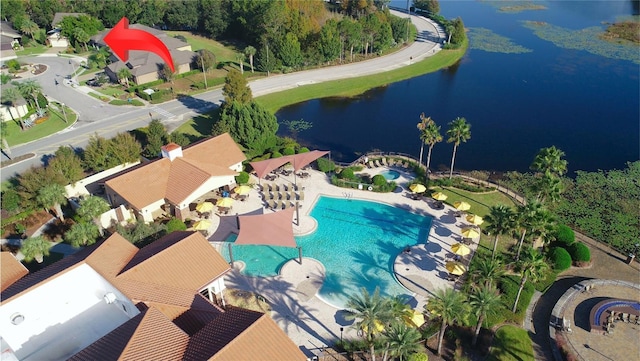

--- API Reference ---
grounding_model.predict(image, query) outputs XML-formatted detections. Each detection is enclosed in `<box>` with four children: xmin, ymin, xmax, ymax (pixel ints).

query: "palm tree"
<box><xmin>426</xmin><ymin>288</ymin><xmax>468</xmax><ymax>356</ymax></box>
<box><xmin>345</xmin><ymin>287</ymin><xmax>392</xmax><ymax>361</ymax></box>
<box><xmin>530</xmin><ymin>146</ymin><xmax>567</xmax><ymax>178</ymax></box>
<box><xmin>19</xmin><ymin>18</ymin><xmax>39</xmax><ymax>41</ymax></box>
<box><xmin>423</xmin><ymin>119</ymin><xmax>442</xmax><ymax>172</ymax></box>
<box><xmin>65</xmin><ymin>222</ymin><xmax>100</xmax><ymax>247</ymax></box>
<box><xmin>1</xmin><ymin>87</ymin><xmax>24</xmax><ymax>129</ymax></box>
<box><xmin>237</xmin><ymin>53</ymin><xmax>245</xmax><ymax>74</ymax></box>
<box><xmin>512</xmin><ymin>247</ymin><xmax>549</xmax><ymax>312</ymax></box>
<box><xmin>36</xmin><ymin>183</ymin><xmax>67</xmax><ymax>221</ymax></box>
<box><xmin>388</xmin><ymin>296</ymin><xmax>413</xmax><ymax>326</ymax></box>
<box><xmin>471</xmin><ymin>257</ymin><xmax>504</xmax><ymax>288</ymax></box>
<box><xmin>416</xmin><ymin>113</ymin><xmax>430</xmax><ymax>166</ymax></box>
<box><xmin>534</xmin><ymin>173</ymin><xmax>564</xmax><ymax>203</ymax></box>
<box><xmin>1</xmin><ymin>119</ymin><xmax>11</xmax><ymax>159</ymax></box>
<box><xmin>485</xmin><ymin>205</ymin><xmax>515</xmax><ymax>259</ymax></box>
<box><xmin>244</xmin><ymin>46</ymin><xmax>256</xmax><ymax>73</ymax></box>
<box><xmin>446</xmin><ymin>117</ymin><xmax>471</xmax><ymax>179</ymax></box>
<box><xmin>526</xmin><ymin>209</ymin><xmax>556</xmax><ymax>250</ymax></box>
<box><xmin>469</xmin><ymin>285</ymin><xmax>502</xmax><ymax>347</ymax></box>
<box><xmin>73</xmin><ymin>27</ymin><xmax>90</xmax><ymax>52</ymax></box>
<box><xmin>381</xmin><ymin>322</ymin><xmax>422</xmax><ymax>361</ymax></box>
<box><xmin>445</xmin><ymin>22</ymin><xmax>454</xmax><ymax>44</ymax></box>
<box><xmin>14</xmin><ymin>79</ymin><xmax>43</xmax><ymax>114</ymax></box>
<box><xmin>77</xmin><ymin>196</ymin><xmax>110</xmax><ymax>236</ymax></box>
<box><xmin>514</xmin><ymin>200</ymin><xmax>548</xmax><ymax>260</ymax></box>
<box><xmin>117</xmin><ymin>67</ymin><xmax>131</xmax><ymax>88</ymax></box>
<box><xmin>20</xmin><ymin>236</ymin><xmax>51</xmax><ymax>263</ymax></box>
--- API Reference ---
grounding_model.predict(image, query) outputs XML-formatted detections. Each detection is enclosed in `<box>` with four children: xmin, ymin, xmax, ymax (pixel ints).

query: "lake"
<box><xmin>276</xmin><ymin>1</ymin><xmax>640</xmax><ymax>174</ymax></box>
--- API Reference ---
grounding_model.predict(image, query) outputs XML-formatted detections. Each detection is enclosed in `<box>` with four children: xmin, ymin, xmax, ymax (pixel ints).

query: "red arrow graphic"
<box><xmin>103</xmin><ymin>17</ymin><xmax>175</xmax><ymax>72</ymax></box>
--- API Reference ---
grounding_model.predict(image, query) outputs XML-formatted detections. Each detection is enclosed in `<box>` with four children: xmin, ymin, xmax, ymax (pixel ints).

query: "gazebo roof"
<box><xmin>249</xmin><ymin>151</ymin><xmax>330</xmax><ymax>179</ymax></box>
<box><xmin>235</xmin><ymin>208</ymin><xmax>297</xmax><ymax>248</ymax></box>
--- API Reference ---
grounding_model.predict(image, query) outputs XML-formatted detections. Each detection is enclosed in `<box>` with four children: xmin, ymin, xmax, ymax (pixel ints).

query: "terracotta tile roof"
<box><xmin>105</xmin><ymin>133</ymin><xmax>246</xmax><ymax>210</ymax></box>
<box><xmin>118</xmin><ymin>231</ymin><xmax>231</xmax><ymax>290</ymax></box>
<box><xmin>184</xmin><ymin>307</ymin><xmax>306</xmax><ymax>361</ymax></box>
<box><xmin>69</xmin><ymin>307</ymin><xmax>190</xmax><ymax>361</ymax></box>
<box><xmin>85</xmin><ymin>233</ymin><xmax>139</xmax><ymax>278</ymax></box>
<box><xmin>0</xmin><ymin>252</ymin><xmax>28</xmax><ymax>291</ymax></box>
<box><xmin>163</xmin><ymin>142</ymin><xmax>181</xmax><ymax>152</ymax></box>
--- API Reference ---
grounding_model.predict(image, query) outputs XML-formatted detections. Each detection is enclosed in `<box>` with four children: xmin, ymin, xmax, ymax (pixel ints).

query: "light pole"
<box><xmin>60</xmin><ymin>102</ymin><xmax>68</xmax><ymax>123</ymax></box>
<box><xmin>340</xmin><ymin>327</ymin><xmax>343</xmax><ymax>343</ymax></box>
<box><xmin>69</xmin><ymin>60</ymin><xmax>76</xmax><ymax>83</ymax></box>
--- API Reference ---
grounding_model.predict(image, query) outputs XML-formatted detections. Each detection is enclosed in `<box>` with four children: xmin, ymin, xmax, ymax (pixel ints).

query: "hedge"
<box><xmin>569</xmin><ymin>242</ymin><xmax>591</xmax><ymax>263</ymax></box>
<box><xmin>549</xmin><ymin>247</ymin><xmax>572</xmax><ymax>271</ymax></box>
<box><xmin>282</xmin><ymin>147</ymin><xmax>295</xmax><ymax>156</ymax></box>
<box><xmin>166</xmin><ymin>218</ymin><xmax>187</xmax><ymax>233</ymax></box>
<box><xmin>235</xmin><ymin>171</ymin><xmax>250</xmax><ymax>185</ymax></box>
<box><xmin>555</xmin><ymin>225</ymin><xmax>575</xmax><ymax>246</ymax></box>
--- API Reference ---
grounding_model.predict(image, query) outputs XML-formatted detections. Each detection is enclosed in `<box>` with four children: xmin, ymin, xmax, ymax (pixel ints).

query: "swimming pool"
<box><xmin>221</xmin><ymin>196</ymin><xmax>432</xmax><ymax>308</ymax></box>
<box><xmin>380</xmin><ymin>169</ymin><xmax>401</xmax><ymax>180</ymax></box>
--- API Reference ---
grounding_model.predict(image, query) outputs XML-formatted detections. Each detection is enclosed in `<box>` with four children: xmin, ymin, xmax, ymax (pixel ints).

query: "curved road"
<box><xmin>2</xmin><ymin>10</ymin><xmax>444</xmax><ymax>181</ymax></box>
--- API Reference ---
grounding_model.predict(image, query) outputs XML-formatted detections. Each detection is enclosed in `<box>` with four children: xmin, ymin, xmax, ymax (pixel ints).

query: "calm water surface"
<box><xmin>276</xmin><ymin>1</ymin><xmax>639</xmax><ymax>173</ymax></box>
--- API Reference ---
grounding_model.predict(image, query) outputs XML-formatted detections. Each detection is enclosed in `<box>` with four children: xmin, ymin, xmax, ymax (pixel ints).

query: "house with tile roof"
<box><xmin>104</xmin><ymin>133</ymin><xmax>247</xmax><ymax>223</ymax></box>
<box><xmin>0</xmin><ymin>231</ymin><xmax>306</xmax><ymax>361</ymax></box>
<box><xmin>90</xmin><ymin>23</ymin><xmax>196</xmax><ymax>85</ymax></box>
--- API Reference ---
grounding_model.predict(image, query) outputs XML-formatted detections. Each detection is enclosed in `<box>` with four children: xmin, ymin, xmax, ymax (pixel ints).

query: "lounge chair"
<box><xmin>381</xmin><ymin>158</ymin><xmax>388</xmax><ymax>166</ymax></box>
<box><xmin>266</xmin><ymin>183</ymin><xmax>273</xmax><ymax>192</ymax></box>
<box><xmin>299</xmin><ymin>191</ymin><xmax>305</xmax><ymax>201</ymax></box>
<box><xmin>289</xmin><ymin>191</ymin><xmax>296</xmax><ymax>200</ymax></box>
<box><xmin>376</xmin><ymin>159</ymin><xmax>383</xmax><ymax>167</ymax></box>
<box><xmin>277</xmin><ymin>201</ymin><xmax>285</xmax><ymax>209</ymax></box>
<box><xmin>282</xmin><ymin>184</ymin><xmax>289</xmax><ymax>192</ymax></box>
<box><xmin>267</xmin><ymin>200</ymin><xmax>277</xmax><ymax>209</ymax></box>
<box><xmin>368</xmin><ymin>161</ymin><xmax>374</xmax><ymax>168</ymax></box>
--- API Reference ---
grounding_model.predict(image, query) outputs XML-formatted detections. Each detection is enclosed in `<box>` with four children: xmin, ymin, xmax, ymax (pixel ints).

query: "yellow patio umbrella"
<box><xmin>454</xmin><ymin>201</ymin><xmax>471</xmax><ymax>211</ymax></box>
<box><xmin>192</xmin><ymin>219</ymin><xmax>211</xmax><ymax>231</ymax></box>
<box><xmin>362</xmin><ymin>320</ymin><xmax>385</xmax><ymax>333</ymax></box>
<box><xmin>431</xmin><ymin>192</ymin><xmax>448</xmax><ymax>201</ymax></box>
<box><xmin>409</xmin><ymin>183</ymin><xmax>426</xmax><ymax>193</ymax></box>
<box><xmin>216</xmin><ymin>197</ymin><xmax>234</xmax><ymax>208</ymax></box>
<box><xmin>408</xmin><ymin>310</ymin><xmax>425</xmax><ymax>328</ymax></box>
<box><xmin>460</xmin><ymin>227</ymin><xmax>480</xmax><ymax>239</ymax></box>
<box><xmin>195</xmin><ymin>201</ymin><xmax>215</xmax><ymax>213</ymax></box>
<box><xmin>451</xmin><ymin>243</ymin><xmax>471</xmax><ymax>256</ymax></box>
<box><xmin>445</xmin><ymin>261</ymin><xmax>467</xmax><ymax>275</ymax></box>
<box><xmin>466</xmin><ymin>214</ymin><xmax>484</xmax><ymax>226</ymax></box>
<box><xmin>234</xmin><ymin>185</ymin><xmax>252</xmax><ymax>196</ymax></box>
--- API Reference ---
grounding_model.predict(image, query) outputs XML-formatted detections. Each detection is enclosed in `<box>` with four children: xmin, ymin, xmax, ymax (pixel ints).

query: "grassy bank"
<box><xmin>256</xmin><ymin>39</ymin><xmax>468</xmax><ymax>113</ymax></box>
<box><xmin>5</xmin><ymin>107</ymin><xmax>76</xmax><ymax>146</ymax></box>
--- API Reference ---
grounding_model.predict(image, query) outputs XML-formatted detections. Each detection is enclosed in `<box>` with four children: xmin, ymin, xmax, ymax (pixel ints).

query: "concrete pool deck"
<box><xmin>209</xmin><ymin>165</ymin><xmax>478</xmax><ymax>357</ymax></box>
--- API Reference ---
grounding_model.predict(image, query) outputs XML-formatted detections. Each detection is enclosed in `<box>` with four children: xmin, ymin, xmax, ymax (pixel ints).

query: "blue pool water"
<box><xmin>221</xmin><ymin>196</ymin><xmax>432</xmax><ymax>308</ymax></box>
<box><xmin>380</xmin><ymin>170</ymin><xmax>401</xmax><ymax>180</ymax></box>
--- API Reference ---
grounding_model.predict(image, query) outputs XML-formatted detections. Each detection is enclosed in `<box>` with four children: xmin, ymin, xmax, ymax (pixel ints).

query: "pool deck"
<box><xmin>208</xmin><ymin>165</ymin><xmax>478</xmax><ymax>357</ymax></box>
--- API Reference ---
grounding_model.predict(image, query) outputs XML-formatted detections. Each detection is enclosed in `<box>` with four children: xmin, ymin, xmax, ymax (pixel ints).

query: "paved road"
<box><xmin>2</xmin><ymin>10</ymin><xmax>444</xmax><ymax>182</ymax></box>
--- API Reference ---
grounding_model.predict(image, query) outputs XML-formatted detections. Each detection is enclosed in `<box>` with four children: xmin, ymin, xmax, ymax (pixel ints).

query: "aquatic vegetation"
<box><xmin>481</xmin><ymin>1</ymin><xmax>547</xmax><ymax>13</ymax></box>
<box><xmin>522</xmin><ymin>21</ymin><xmax>640</xmax><ymax>64</ymax></box>
<box><xmin>468</xmin><ymin>28</ymin><xmax>533</xmax><ymax>54</ymax></box>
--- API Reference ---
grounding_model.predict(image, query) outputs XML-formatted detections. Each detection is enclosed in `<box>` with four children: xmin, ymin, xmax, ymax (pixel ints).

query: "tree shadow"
<box><xmin>176</xmin><ymin>94</ymin><xmax>218</xmax><ymax>114</ymax></box>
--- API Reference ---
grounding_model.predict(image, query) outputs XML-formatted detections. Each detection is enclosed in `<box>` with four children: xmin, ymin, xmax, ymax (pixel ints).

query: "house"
<box><xmin>91</xmin><ymin>24</ymin><xmax>196</xmax><ymax>85</ymax></box>
<box><xmin>0</xmin><ymin>84</ymin><xmax>28</xmax><ymax>121</ymax></box>
<box><xmin>0</xmin><ymin>231</ymin><xmax>306</xmax><ymax>360</ymax></box>
<box><xmin>105</xmin><ymin>133</ymin><xmax>247</xmax><ymax>222</ymax></box>
<box><xmin>0</xmin><ymin>21</ymin><xmax>21</xmax><ymax>62</ymax></box>
<box><xmin>47</xmin><ymin>12</ymin><xmax>85</xmax><ymax>48</ymax></box>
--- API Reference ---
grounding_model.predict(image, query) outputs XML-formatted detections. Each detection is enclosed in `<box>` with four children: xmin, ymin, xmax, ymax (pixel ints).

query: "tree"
<box><xmin>531</xmin><ymin>146</ymin><xmax>567</xmax><ymax>178</ymax></box>
<box><xmin>36</xmin><ymin>183</ymin><xmax>67</xmax><ymax>221</ymax></box>
<box><xmin>339</xmin><ymin>18</ymin><xmax>363</xmax><ymax>62</ymax></box>
<box><xmin>382</xmin><ymin>322</ymin><xmax>422</xmax><ymax>361</ymax></box>
<box><xmin>16</xmin><ymin>166</ymin><xmax>65</xmax><ymax>209</ymax></box>
<box><xmin>471</xmin><ymin>257</ymin><xmax>504</xmax><ymax>288</ymax></box>
<box><xmin>513</xmin><ymin>200</ymin><xmax>548</xmax><ymax>260</ymax></box>
<box><xmin>20</xmin><ymin>236</ymin><xmax>51</xmax><ymax>263</ymax></box>
<box><xmin>222</xmin><ymin>69</ymin><xmax>253</xmax><ymax>105</ymax></box>
<box><xmin>73</xmin><ymin>27</ymin><xmax>90</xmax><ymax>51</ymax></box>
<box><xmin>77</xmin><ymin>196</ymin><xmax>110</xmax><ymax>236</ymax></box>
<box><xmin>161</xmin><ymin>62</ymin><xmax>175</xmax><ymax>84</ymax></box>
<box><xmin>450</xmin><ymin>17</ymin><xmax>466</xmax><ymax>46</ymax></box>
<box><xmin>414</xmin><ymin>0</ymin><xmax>440</xmax><ymax>14</ymax></box>
<box><xmin>89</xmin><ymin>47</ymin><xmax>111</xmax><ymax>69</ymax></box>
<box><xmin>195</xmin><ymin>49</ymin><xmax>216</xmax><ymax>89</ymax></box>
<box><xmin>469</xmin><ymin>285</ymin><xmax>502</xmax><ymax>347</ymax></box>
<box><xmin>533</xmin><ymin>173</ymin><xmax>564</xmax><ymax>203</ymax></box>
<box><xmin>1</xmin><ymin>87</ymin><xmax>24</xmax><ymax>129</ymax></box>
<box><xmin>144</xmin><ymin>119</ymin><xmax>168</xmax><ymax>158</ymax></box>
<box><xmin>512</xmin><ymin>247</ymin><xmax>549</xmax><ymax>312</ymax></box>
<box><xmin>14</xmin><ymin>79</ymin><xmax>43</xmax><ymax>115</ymax></box>
<box><xmin>319</xmin><ymin>19</ymin><xmax>341</xmax><ymax>63</ymax></box>
<box><xmin>65</xmin><ymin>221</ymin><xmax>100</xmax><ymax>247</ymax></box>
<box><xmin>83</xmin><ymin>134</ymin><xmax>114</xmax><ymax>171</ymax></box>
<box><xmin>426</xmin><ymin>288</ymin><xmax>468</xmax><ymax>356</ymax></box>
<box><xmin>256</xmin><ymin>41</ymin><xmax>276</xmax><ymax>76</ymax></box>
<box><xmin>19</xmin><ymin>17</ymin><xmax>39</xmax><ymax>41</ymax></box>
<box><xmin>417</xmin><ymin>114</ymin><xmax>442</xmax><ymax>172</ymax></box>
<box><xmin>110</xmin><ymin>132</ymin><xmax>142</xmax><ymax>164</ymax></box>
<box><xmin>446</xmin><ymin>117</ymin><xmax>471</xmax><ymax>179</ymax></box>
<box><xmin>244</xmin><ymin>46</ymin><xmax>256</xmax><ymax>73</ymax></box>
<box><xmin>117</xmin><ymin>67</ymin><xmax>131</xmax><ymax>87</ymax></box>
<box><xmin>48</xmin><ymin>146</ymin><xmax>85</xmax><ymax>185</ymax></box>
<box><xmin>485</xmin><ymin>205</ymin><xmax>515</xmax><ymax>259</ymax></box>
<box><xmin>1</xmin><ymin>120</ymin><xmax>12</xmax><ymax>159</ymax></box>
<box><xmin>345</xmin><ymin>287</ymin><xmax>392</xmax><ymax>361</ymax></box>
<box><xmin>212</xmin><ymin>101</ymin><xmax>278</xmax><ymax>158</ymax></box>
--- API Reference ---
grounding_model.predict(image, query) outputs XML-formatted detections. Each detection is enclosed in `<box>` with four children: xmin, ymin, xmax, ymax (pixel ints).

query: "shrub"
<box><xmin>37</xmin><ymin>92</ymin><xmax>48</xmax><ymax>107</ymax></box>
<box><xmin>6</xmin><ymin>59</ymin><xmax>20</xmax><ymax>71</ymax></box>
<box><xmin>549</xmin><ymin>247</ymin><xmax>572</xmax><ymax>271</ymax></box>
<box><xmin>235</xmin><ymin>171</ymin><xmax>250</xmax><ymax>184</ymax></box>
<box><xmin>372</xmin><ymin>174</ymin><xmax>387</xmax><ymax>186</ymax></box>
<box><xmin>282</xmin><ymin>147</ymin><xmax>295</xmax><ymax>156</ymax></box>
<box><xmin>407</xmin><ymin>353</ymin><xmax>428</xmax><ymax>361</ymax></box>
<box><xmin>272</xmin><ymin>151</ymin><xmax>283</xmax><ymax>158</ymax></box>
<box><xmin>555</xmin><ymin>225</ymin><xmax>575</xmax><ymax>246</ymax></box>
<box><xmin>298</xmin><ymin>147</ymin><xmax>309</xmax><ymax>153</ymax></box>
<box><xmin>569</xmin><ymin>242</ymin><xmax>591</xmax><ymax>263</ymax></box>
<box><xmin>166</xmin><ymin>218</ymin><xmax>187</xmax><ymax>233</ymax></box>
<box><xmin>34</xmin><ymin>116</ymin><xmax>49</xmax><ymax>124</ymax></box>
<box><xmin>339</xmin><ymin>168</ymin><xmax>355</xmax><ymax>179</ymax></box>
<box><xmin>1</xmin><ymin>189</ymin><xmax>21</xmax><ymax>213</ymax></box>
<box><xmin>317</xmin><ymin>157</ymin><xmax>335</xmax><ymax>173</ymax></box>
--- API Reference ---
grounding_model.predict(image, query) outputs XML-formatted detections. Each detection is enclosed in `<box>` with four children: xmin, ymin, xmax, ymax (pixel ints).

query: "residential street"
<box><xmin>1</xmin><ymin>10</ymin><xmax>444</xmax><ymax>182</ymax></box>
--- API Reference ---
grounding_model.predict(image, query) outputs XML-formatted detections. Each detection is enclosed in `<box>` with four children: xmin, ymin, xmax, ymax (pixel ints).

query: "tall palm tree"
<box><xmin>388</xmin><ymin>296</ymin><xmax>413</xmax><ymax>325</ymax></box>
<box><xmin>534</xmin><ymin>173</ymin><xmax>564</xmax><ymax>203</ymax></box>
<box><xmin>423</xmin><ymin>119</ymin><xmax>442</xmax><ymax>173</ymax></box>
<box><xmin>530</xmin><ymin>146</ymin><xmax>567</xmax><ymax>178</ymax></box>
<box><xmin>14</xmin><ymin>79</ymin><xmax>43</xmax><ymax>114</ymax></box>
<box><xmin>19</xmin><ymin>18</ymin><xmax>39</xmax><ymax>41</ymax></box>
<box><xmin>513</xmin><ymin>200</ymin><xmax>543</xmax><ymax>261</ymax></box>
<box><xmin>36</xmin><ymin>183</ymin><xmax>67</xmax><ymax>221</ymax></box>
<box><xmin>65</xmin><ymin>222</ymin><xmax>100</xmax><ymax>247</ymax></box>
<box><xmin>446</xmin><ymin>117</ymin><xmax>471</xmax><ymax>179</ymax></box>
<box><xmin>471</xmin><ymin>257</ymin><xmax>505</xmax><ymax>288</ymax></box>
<box><xmin>512</xmin><ymin>247</ymin><xmax>549</xmax><ymax>312</ymax></box>
<box><xmin>485</xmin><ymin>205</ymin><xmax>515</xmax><ymax>259</ymax></box>
<box><xmin>345</xmin><ymin>287</ymin><xmax>392</xmax><ymax>361</ymax></box>
<box><xmin>237</xmin><ymin>53</ymin><xmax>245</xmax><ymax>74</ymax></box>
<box><xmin>20</xmin><ymin>236</ymin><xmax>51</xmax><ymax>263</ymax></box>
<box><xmin>381</xmin><ymin>322</ymin><xmax>422</xmax><ymax>361</ymax></box>
<box><xmin>77</xmin><ymin>196</ymin><xmax>110</xmax><ymax>236</ymax></box>
<box><xmin>117</xmin><ymin>67</ymin><xmax>131</xmax><ymax>88</ymax></box>
<box><xmin>0</xmin><ymin>119</ymin><xmax>11</xmax><ymax>159</ymax></box>
<box><xmin>416</xmin><ymin>113</ymin><xmax>430</xmax><ymax>166</ymax></box>
<box><xmin>526</xmin><ymin>209</ymin><xmax>556</xmax><ymax>250</ymax></box>
<box><xmin>1</xmin><ymin>87</ymin><xmax>24</xmax><ymax>129</ymax></box>
<box><xmin>244</xmin><ymin>46</ymin><xmax>256</xmax><ymax>73</ymax></box>
<box><xmin>426</xmin><ymin>288</ymin><xmax>468</xmax><ymax>356</ymax></box>
<box><xmin>469</xmin><ymin>285</ymin><xmax>502</xmax><ymax>347</ymax></box>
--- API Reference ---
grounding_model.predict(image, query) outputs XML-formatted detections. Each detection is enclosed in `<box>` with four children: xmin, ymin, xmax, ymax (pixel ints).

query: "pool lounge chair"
<box><xmin>368</xmin><ymin>161</ymin><xmax>375</xmax><ymax>168</ymax></box>
<box><xmin>266</xmin><ymin>200</ymin><xmax>277</xmax><ymax>209</ymax></box>
<box><xmin>289</xmin><ymin>191</ymin><xmax>296</xmax><ymax>200</ymax></box>
<box><xmin>381</xmin><ymin>158</ymin><xmax>388</xmax><ymax>166</ymax></box>
<box><xmin>299</xmin><ymin>191</ymin><xmax>305</xmax><ymax>201</ymax></box>
<box><xmin>375</xmin><ymin>159</ymin><xmax>383</xmax><ymax>167</ymax></box>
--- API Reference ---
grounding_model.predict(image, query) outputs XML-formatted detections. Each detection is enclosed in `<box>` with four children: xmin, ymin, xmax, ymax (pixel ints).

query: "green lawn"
<box><xmin>166</xmin><ymin>31</ymin><xmax>241</xmax><ymax>64</ymax></box>
<box><xmin>95</xmin><ymin>86</ymin><xmax>125</xmax><ymax>98</ymax></box>
<box><xmin>4</xmin><ymin>107</ymin><xmax>76</xmax><ymax>146</ymax></box>
<box><xmin>487</xmin><ymin>325</ymin><xmax>534</xmax><ymax>361</ymax></box>
<box><xmin>16</xmin><ymin>44</ymin><xmax>48</xmax><ymax>57</ymax></box>
<box><xmin>88</xmin><ymin>92</ymin><xmax>110</xmax><ymax>102</ymax></box>
<box><xmin>431</xmin><ymin>186</ymin><xmax>517</xmax><ymax>218</ymax></box>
